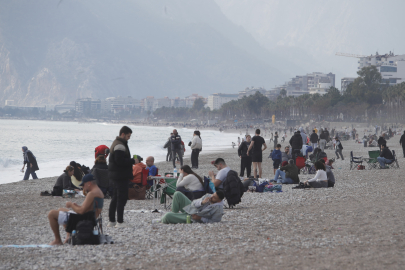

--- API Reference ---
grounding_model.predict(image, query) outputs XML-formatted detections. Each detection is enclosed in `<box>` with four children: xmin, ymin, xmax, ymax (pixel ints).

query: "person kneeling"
<box><xmin>47</xmin><ymin>174</ymin><xmax>104</xmax><ymax>245</ymax></box>
<box><xmin>158</xmin><ymin>190</ymin><xmax>225</xmax><ymax>224</ymax></box>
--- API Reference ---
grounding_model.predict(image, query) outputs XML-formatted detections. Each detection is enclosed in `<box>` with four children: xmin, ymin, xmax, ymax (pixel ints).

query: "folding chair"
<box><xmin>295</xmin><ymin>156</ymin><xmax>308</xmax><ymax>174</ymax></box>
<box><xmin>160</xmin><ymin>178</ymin><xmax>177</xmax><ymax>210</ymax></box>
<box><xmin>349</xmin><ymin>151</ymin><xmax>363</xmax><ymax>170</ymax></box>
<box><xmin>145</xmin><ymin>168</ymin><xmax>161</xmax><ymax>199</ymax></box>
<box><xmin>387</xmin><ymin>150</ymin><xmax>400</xmax><ymax>169</ymax></box>
<box><xmin>363</xmin><ymin>150</ymin><xmax>380</xmax><ymax>170</ymax></box>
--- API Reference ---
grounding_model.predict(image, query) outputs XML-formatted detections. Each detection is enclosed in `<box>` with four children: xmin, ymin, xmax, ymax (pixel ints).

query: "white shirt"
<box><xmin>215</xmin><ymin>166</ymin><xmax>230</xmax><ymax>189</ymax></box>
<box><xmin>176</xmin><ymin>173</ymin><xmax>204</xmax><ymax>191</ymax></box>
<box><xmin>308</xmin><ymin>170</ymin><xmax>327</xmax><ymax>182</ymax></box>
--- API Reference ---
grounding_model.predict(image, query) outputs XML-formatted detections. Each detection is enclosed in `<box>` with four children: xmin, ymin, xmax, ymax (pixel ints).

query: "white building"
<box><xmin>358</xmin><ymin>52</ymin><xmax>405</xmax><ymax>70</ymax></box>
<box><xmin>102</xmin><ymin>96</ymin><xmax>140</xmax><ymax>113</ymax></box>
<box><xmin>5</xmin><ymin>100</ymin><xmax>14</xmax><ymax>106</ymax></box>
<box><xmin>152</xmin><ymin>97</ymin><xmax>172</xmax><ymax>111</ymax></box>
<box><xmin>341</xmin><ymin>77</ymin><xmax>356</xmax><ymax>92</ymax></box>
<box><xmin>238</xmin><ymin>87</ymin><xmax>267</xmax><ymax>99</ymax></box>
<box><xmin>184</xmin><ymin>94</ymin><xmax>205</xmax><ymax>108</ymax></box>
<box><xmin>379</xmin><ymin>61</ymin><xmax>405</xmax><ymax>85</ymax></box>
<box><xmin>207</xmin><ymin>93</ymin><xmax>238</xmax><ymax>111</ymax></box>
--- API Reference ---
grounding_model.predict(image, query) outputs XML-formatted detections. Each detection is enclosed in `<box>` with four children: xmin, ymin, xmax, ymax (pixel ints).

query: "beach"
<box><xmin>1</xmin><ymin>128</ymin><xmax>405</xmax><ymax>269</ymax></box>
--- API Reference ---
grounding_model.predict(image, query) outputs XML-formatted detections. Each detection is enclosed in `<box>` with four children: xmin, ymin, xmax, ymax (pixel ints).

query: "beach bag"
<box><xmin>223</xmin><ymin>170</ymin><xmax>244</xmax><ymax>207</ymax></box>
<box><xmin>264</xmin><ymin>184</ymin><xmax>282</xmax><ymax>192</ymax></box>
<box><xmin>128</xmin><ymin>185</ymin><xmax>146</xmax><ymax>200</ymax></box>
<box><xmin>357</xmin><ymin>165</ymin><xmax>365</xmax><ymax>170</ymax></box>
<box><xmin>72</xmin><ymin>220</ymin><xmax>100</xmax><ymax>245</ymax></box>
<box><xmin>256</xmin><ymin>181</ymin><xmax>268</xmax><ymax>193</ymax></box>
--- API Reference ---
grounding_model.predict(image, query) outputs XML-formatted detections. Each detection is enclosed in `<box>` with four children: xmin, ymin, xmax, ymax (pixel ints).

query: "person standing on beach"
<box><xmin>108</xmin><ymin>126</ymin><xmax>135</xmax><ymax>228</ymax></box>
<box><xmin>164</xmin><ymin>133</ymin><xmax>173</xmax><ymax>162</ymax></box>
<box><xmin>247</xmin><ymin>129</ymin><xmax>267</xmax><ymax>178</ymax></box>
<box><xmin>399</xmin><ymin>131</ymin><xmax>405</xmax><ymax>157</ymax></box>
<box><xmin>171</xmin><ymin>129</ymin><xmax>183</xmax><ymax>168</ymax></box>
<box><xmin>238</xmin><ymin>134</ymin><xmax>252</xmax><ymax>177</ymax></box>
<box><xmin>190</xmin><ymin>130</ymin><xmax>202</xmax><ymax>169</ymax></box>
<box><xmin>21</xmin><ymin>146</ymin><xmax>39</xmax><ymax>180</ymax></box>
<box><xmin>274</xmin><ymin>132</ymin><xmax>279</xmax><ymax>150</ymax></box>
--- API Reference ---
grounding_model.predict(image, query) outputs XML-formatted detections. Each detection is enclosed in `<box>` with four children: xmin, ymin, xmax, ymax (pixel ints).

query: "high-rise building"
<box><xmin>341</xmin><ymin>77</ymin><xmax>356</xmax><ymax>92</ymax></box>
<box><xmin>207</xmin><ymin>93</ymin><xmax>238</xmax><ymax>111</ymax></box>
<box><xmin>275</xmin><ymin>72</ymin><xmax>335</xmax><ymax>97</ymax></box>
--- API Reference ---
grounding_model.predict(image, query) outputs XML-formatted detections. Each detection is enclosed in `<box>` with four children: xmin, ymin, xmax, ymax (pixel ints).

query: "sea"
<box><xmin>0</xmin><ymin>119</ymin><xmax>239</xmax><ymax>185</ymax></box>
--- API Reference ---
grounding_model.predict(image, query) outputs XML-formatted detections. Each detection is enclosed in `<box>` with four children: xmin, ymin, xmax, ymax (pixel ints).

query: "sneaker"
<box><xmin>107</xmin><ymin>221</ymin><xmax>116</xmax><ymax>227</ymax></box>
<box><xmin>115</xmin><ymin>222</ymin><xmax>129</xmax><ymax>228</ymax></box>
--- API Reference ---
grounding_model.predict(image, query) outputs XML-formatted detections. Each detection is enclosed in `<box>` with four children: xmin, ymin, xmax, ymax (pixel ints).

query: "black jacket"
<box><xmin>54</xmin><ymin>172</ymin><xmax>74</xmax><ymax>190</ymax></box>
<box><xmin>91</xmin><ymin>163</ymin><xmax>109</xmax><ymax>171</ymax></box>
<box><xmin>108</xmin><ymin>137</ymin><xmax>135</xmax><ymax>180</ymax></box>
<box><xmin>320</xmin><ymin>132</ymin><xmax>327</xmax><ymax>140</ymax></box>
<box><xmin>170</xmin><ymin>134</ymin><xmax>182</xmax><ymax>150</ymax></box>
<box><xmin>400</xmin><ymin>134</ymin><xmax>405</xmax><ymax>145</ymax></box>
<box><xmin>289</xmin><ymin>132</ymin><xmax>303</xmax><ymax>150</ymax></box>
<box><xmin>24</xmin><ymin>151</ymin><xmax>39</xmax><ymax>171</ymax></box>
<box><xmin>310</xmin><ymin>132</ymin><xmax>318</xmax><ymax>143</ymax></box>
<box><xmin>380</xmin><ymin>147</ymin><xmax>394</xmax><ymax>160</ymax></box>
<box><xmin>280</xmin><ymin>164</ymin><xmax>299</xmax><ymax>183</ymax></box>
<box><xmin>238</xmin><ymin>141</ymin><xmax>252</xmax><ymax>157</ymax></box>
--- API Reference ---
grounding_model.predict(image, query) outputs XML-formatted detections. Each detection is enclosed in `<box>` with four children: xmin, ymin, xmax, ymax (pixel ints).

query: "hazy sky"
<box><xmin>215</xmin><ymin>0</ymin><xmax>405</xmax><ymax>88</ymax></box>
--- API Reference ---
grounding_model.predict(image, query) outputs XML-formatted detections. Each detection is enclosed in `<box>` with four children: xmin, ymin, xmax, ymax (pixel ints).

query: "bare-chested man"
<box><xmin>47</xmin><ymin>174</ymin><xmax>104</xmax><ymax>245</ymax></box>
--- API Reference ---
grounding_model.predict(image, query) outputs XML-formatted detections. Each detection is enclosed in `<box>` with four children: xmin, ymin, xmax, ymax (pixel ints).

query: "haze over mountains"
<box><xmin>215</xmin><ymin>0</ymin><xmax>405</xmax><ymax>87</ymax></box>
<box><xmin>0</xmin><ymin>0</ymin><xmax>304</xmax><ymax>106</ymax></box>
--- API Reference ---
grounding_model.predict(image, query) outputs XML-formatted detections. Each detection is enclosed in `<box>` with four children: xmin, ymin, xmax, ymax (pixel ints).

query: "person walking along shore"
<box><xmin>21</xmin><ymin>146</ymin><xmax>39</xmax><ymax>180</ymax></box>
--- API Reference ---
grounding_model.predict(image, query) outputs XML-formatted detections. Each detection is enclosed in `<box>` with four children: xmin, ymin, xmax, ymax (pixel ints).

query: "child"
<box><xmin>271</xmin><ymin>144</ymin><xmax>282</xmax><ymax>175</ymax></box>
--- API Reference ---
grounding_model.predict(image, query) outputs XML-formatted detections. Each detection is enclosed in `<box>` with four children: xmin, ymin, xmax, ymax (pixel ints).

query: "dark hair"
<box><xmin>194</xmin><ymin>130</ymin><xmax>201</xmax><ymax>139</ymax></box>
<box><xmin>216</xmin><ymin>189</ymin><xmax>225</xmax><ymax>200</ymax></box>
<box><xmin>255</xmin><ymin>129</ymin><xmax>260</xmax><ymax>135</ymax></box>
<box><xmin>276</xmin><ymin>144</ymin><xmax>281</xmax><ymax>148</ymax></box>
<box><xmin>319</xmin><ymin>159</ymin><xmax>325</xmax><ymax>164</ymax></box>
<box><xmin>119</xmin><ymin>126</ymin><xmax>132</xmax><ymax>136</ymax></box>
<box><xmin>314</xmin><ymin>161</ymin><xmax>325</xmax><ymax>171</ymax></box>
<box><xmin>288</xmin><ymin>159</ymin><xmax>295</xmax><ymax>165</ymax></box>
<box><xmin>313</xmin><ymin>130</ymin><xmax>315</xmax><ymax>132</ymax></box>
<box><xmin>181</xmin><ymin>165</ymin><xmax>203</xmax><ymax>185</ymax></box>
<box><xmin>70</xmin><ymin>161</ymin><xmax>83</xmax><ymax>180</ymax></box>
<box><xmin>64</xmin><ymin>165</ymin><xmax>74</xmax><ymax>173</ymax></box>
<box><xmin>214</xmin><ymin>158</ymin><xmax>226</xmax><ymax>166</ymax></box>
<box><xmin>95</xmin><ymin>155</ymin><xmax>107</xmax><ymax>164</ymax></box>
<box><xmin>382</xmin><ymin>143</ymin><xmax>387</xmax><ymax>147</ymax></box>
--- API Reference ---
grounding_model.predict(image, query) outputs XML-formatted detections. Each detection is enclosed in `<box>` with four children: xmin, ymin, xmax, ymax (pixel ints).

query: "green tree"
<box><xmin>351</xmin><ymin>66</ymin><xmax>383</xmax><ymax>105</ymax></box>
<box><xmin>192</xmin><ymin>98</ymin><xmax>205</xmax><ymax>111</ymax></box>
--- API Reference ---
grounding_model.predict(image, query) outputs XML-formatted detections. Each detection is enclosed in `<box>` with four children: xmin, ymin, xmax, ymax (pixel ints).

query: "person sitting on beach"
<box><xmin>208</xmin><ymin>158</ymin><xmax>230</xmax><ymax>190</ymax></box>
<box><xmin>156</xmin><ymin>190</ymin><xmax>225</xmax><ymax>224</ymax></box>
<box><xmin>47</xmin><ymin>174</ymin><xmax>104</xmax><ymax>245</ymax></box>
<box><xmin>281</xmin><ymin>146</ymin><xmax>292</xmax><ymax>163</ymax></box>
<box><xmin>377</xmin><ymin>144</ymin><xmax>394</xmax><ymax>169</ymax></box>
<box><xmin>70</xmin><ymin>161</ymin><xmax>84</xmax><ymax>189</ymax></box>
<box><xmin>270</xmin><ymin>159</ymin><xmax>299</xmax><ymax>184</ymax></box>
<box><xmin>91</xmin><ymin>155</ymin><xmax>109</xmax><ymax>171</ymax></box>
<box><xmin>145</xmin><ymin>156</ymin><xmax>157</xmax><ymax>179</ymax></box>
<box><xmin>131</xmin><ymin>156</ymin><xmax>145</xmax><ymax>185</ymax></box>
<box><xmin>303</xmin><ymin>161</ymin><xmax>328</xmax><ymax>188</ymax></box>
<box><xmin>53</xmin><ymin>166</ymin><xmax>76</xmax><ymax>191</ymax></box>
<box><xmin>176</xmin><ymin>165</ymin><xmax>205</xmax><ymax>200</ymax></box>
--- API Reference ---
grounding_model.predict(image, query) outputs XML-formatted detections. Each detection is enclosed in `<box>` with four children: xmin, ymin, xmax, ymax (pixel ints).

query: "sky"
<box><xmin>214</xmin><ymin>0</ymin><xmax>405</xmax><ymax>89</ymax></box>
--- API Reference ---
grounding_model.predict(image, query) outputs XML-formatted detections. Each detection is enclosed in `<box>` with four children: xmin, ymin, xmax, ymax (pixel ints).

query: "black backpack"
<box><xmin>72</xmin><ymin>220</ymin><xmax>100</xmax><ymax>245</ymax></box>
<box><xmin>222</xmin><ymin>170</ymin><xmax>244</xmax><ymax>207</ymax></box>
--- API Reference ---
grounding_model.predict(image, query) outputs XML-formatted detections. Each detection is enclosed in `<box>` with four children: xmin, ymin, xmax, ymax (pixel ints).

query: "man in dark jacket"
<box><xmin>238</xmin><ymin>135</ymin><xmax>253</xmax><ymax>177</ymax></box>
<box><xmin>108</xmin><ymin>126</ymin><xmax>135</xmax><ymax>228</ymax></box>
<box><xmin>270</xmin><ymin>159</ymin><xmax>299</xmax><ymax>184</ymax></box>
<box><xmin>22</xmin><ymin>146</ymin><xmax>39</xmax><ymax>180</ymax></box>
<box><xmin>171</xmin><ymin>129</ymin><xmax>183</xmax><ymax>168</ymax></box>
<box><xmin>310</xmin><ymin>130</ymin><xmax>319</xmax><ymax>149</ymax></box>
<box><xmin>400</xmin><ymin>131</ymin><xmax>405</xmax><ymax>157</ymax></box>
<box><xmin>377</xmin><ymin>144</ymin><xmax>394</xmax><ymax>169</ymax></box>
<box><xmin>377</xmin><ymin>135</ymin><xmax>386</xmax><ymax>151</ymax></box>
<box><xmin>289</xmin><ymin>131</ymin><xmax>303</xmax><ymax>161</ymax></box>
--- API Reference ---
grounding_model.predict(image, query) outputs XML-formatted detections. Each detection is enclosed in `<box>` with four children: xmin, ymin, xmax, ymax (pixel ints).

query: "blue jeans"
<box><xmin>23</xmin><ymin>163</ymin><xmax>38</xmax><ymax>180</ymax></box>
<box><xmin>377</xmin><ymin>157</ymin><xmax>393</xmax><ymax>168</ymax></box>
<box><xmin>272</xmin><ymin>169</ymin><xmax>294</xmax><ymax>184</ymax></box>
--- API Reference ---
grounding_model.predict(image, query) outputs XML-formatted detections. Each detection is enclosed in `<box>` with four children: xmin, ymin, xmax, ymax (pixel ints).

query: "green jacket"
<box><xmin>280</xmin><ymin>164</ymin><xmax>299</xmax><ymax>183</ymax></box>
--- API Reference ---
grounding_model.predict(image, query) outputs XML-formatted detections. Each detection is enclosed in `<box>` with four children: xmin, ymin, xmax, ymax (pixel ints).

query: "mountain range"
<box><xmin>0</xmin><ymin>0</ymin><xmax>305</xmax><ymax>106</ymax></box>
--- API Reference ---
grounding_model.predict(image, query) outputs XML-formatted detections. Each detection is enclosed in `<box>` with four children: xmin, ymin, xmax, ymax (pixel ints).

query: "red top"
<box><xmin>95</xmin><ymin>145</ymin><xmax>110</xmax><ymax>159</ymax></box>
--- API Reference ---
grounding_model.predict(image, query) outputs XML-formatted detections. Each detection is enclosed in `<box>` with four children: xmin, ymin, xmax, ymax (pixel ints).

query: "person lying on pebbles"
<box><xmin>153</xmin><ymin>190</ymin><xmax>225</xmax><ymax>224</ymax></box>
<box><xmin>47</xmin><ymin>174</ymin><xmax>104</xmax><ymax>245</ymax></box>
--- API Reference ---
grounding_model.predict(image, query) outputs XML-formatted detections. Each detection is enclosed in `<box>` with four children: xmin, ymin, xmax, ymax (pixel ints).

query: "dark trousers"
<box><xmin>109</xmin><ymin>179</ymin><xmax>129</xmax><ymax>223</ymax></box>
<box><xmin>191</xmin><ymin>149</ymin><xmax>200</xmax><ymax>168</ymax></box>
<box><xmin>240</xmin><ymin>156</ymin><xmax>252</xmax><ymax>177</ymax></box>
<box><xmin>172</xmin><ymin>149</ymin><xmax>183</xmax><ymax>168</ymax></box>
<box><xmin>402</xmin><ymin>145</ymin><xmax>405</xmax><ymax>157</ymax></box>
<box><xmin>23</xmin><ymin>163</ymin><xmax>38</xmax><ymax>180</ymax></box>
<box><xmin>166</xmin><ymin>149</ymin><xmax>172</xmax><ymax>161</ymax></box>
<box><xmin>291</xmin><ymin>149</ymin><xmax>301</xmax><ymax>161</ymax></box>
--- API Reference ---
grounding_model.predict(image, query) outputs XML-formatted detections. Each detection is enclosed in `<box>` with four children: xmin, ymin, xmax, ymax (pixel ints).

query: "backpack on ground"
<box><xmin>71</xmin><ymin>220</ymin><xmax>100</xmax><ymax>245</ymax></box>
<box><xmin>222</xmin><ymin>170</ymin><xmax>244</xmax><ymax>207</ymax></box>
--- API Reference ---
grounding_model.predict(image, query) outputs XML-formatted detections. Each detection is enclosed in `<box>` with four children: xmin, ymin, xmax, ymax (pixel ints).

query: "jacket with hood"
<box><xmin>170</xmin><ymin>133</ymin><xmax>182</xmax><ymax>150</ymax></box>
<box><xmin>108</xmin><ymin>136</ymin><xmax>135</xmax><ymax>181</ymax></box>
<box><xmin>131</xmin><ymin>162</ymin><xmax>146</xmax><ymax>184</ymax></box>
<box><xmin>289</xmin><ymin>132</ymin><xmax>303</xmax><ymax>150</ymax></box>
<box><xmin>299</xmin><ymin>127</ymin><xmax>307</xmax><ymax>145</ymax></box>
<box><xmin>238</xmin><ymin>141</ymin><xmax>252</xmax><ymax>157</ymax></box>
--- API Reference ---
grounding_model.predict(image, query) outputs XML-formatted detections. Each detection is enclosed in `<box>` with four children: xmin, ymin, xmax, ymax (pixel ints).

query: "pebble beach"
<box><xmin>1</xmin><ymin>129</ymin><xmax>405</xmax><ymax>269</ymax></box>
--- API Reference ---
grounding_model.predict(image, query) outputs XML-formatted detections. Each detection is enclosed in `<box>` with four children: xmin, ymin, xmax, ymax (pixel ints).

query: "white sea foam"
<box><xmin>0</xmin><ymin>120</ymin><xmax>239</xmax><ymax>184</ymax></box>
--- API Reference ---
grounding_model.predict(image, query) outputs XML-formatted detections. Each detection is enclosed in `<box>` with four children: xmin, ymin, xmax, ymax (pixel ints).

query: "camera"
<box><xmin>133</xmin><ymin>155</ymin><xmax>143</xmax><ymax>162</ymax></box>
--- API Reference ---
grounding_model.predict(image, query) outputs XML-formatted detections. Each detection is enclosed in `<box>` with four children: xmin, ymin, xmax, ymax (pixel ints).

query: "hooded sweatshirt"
<box><xmin>132</xmin><ymin>162</ymin><xmax>147</xmax><ymax>184</ymax></box>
